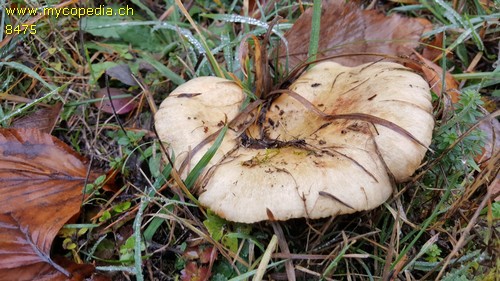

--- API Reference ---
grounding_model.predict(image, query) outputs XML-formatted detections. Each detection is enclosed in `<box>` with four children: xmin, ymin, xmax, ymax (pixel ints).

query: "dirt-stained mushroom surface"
<box><xmin>155</xmin><ymin>61</ymin><xmax>434</xmax><ymax>223</ymax></box>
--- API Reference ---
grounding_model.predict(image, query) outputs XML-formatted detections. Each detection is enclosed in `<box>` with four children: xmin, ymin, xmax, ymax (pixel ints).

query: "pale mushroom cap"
<box><xmin>199</xmin><ymin>142</ymin><xmax>392</xmax><ymax>223</ymax></box>
<box><xmin>155</xmin><ymin>62</ymin><xmax>434</xmax><ymax>223</ymax></box>
<box><xmin>155</xmin><ymin>77</ymin><xmax>244</xmax><ymax>175</ymax></box>
<box><xmin>260</xmin><ymin>61</ymin><xmax>434</xmax><ymax>181</ymax></box>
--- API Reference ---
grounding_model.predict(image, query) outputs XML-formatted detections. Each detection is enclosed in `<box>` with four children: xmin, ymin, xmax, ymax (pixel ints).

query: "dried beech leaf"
<box><xmin>279</xmin><ymin>0</ymin><xmax>431</xmax><ymax>68</ymax></box>
<box><xmin>0</xmin><ymin>128</ymin><xmax>96</xmax><ymax>280</ymax></box>
<box><xmin>11</xmin><ymin>102</ymin><xmax>62</xmax><ymax>134</ymax></box>
<box><xmin>94</xmin><ymin>88</ymin><xmax>137</xmax><ymax>115</ymax></box>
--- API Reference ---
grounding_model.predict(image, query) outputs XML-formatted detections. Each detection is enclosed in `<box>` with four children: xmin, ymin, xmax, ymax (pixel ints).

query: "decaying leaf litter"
<box><xmin>0</xmin><ymin>0</ymin><xmax>499</xmax><ymax>280</ymax></box>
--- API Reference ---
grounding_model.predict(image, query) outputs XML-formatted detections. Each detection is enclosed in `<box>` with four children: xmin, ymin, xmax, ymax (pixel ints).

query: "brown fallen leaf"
<box><xmin>94</xmin><ymin>87</ymin><xmax>138</xmax><ymax>115</ymax></box>
<box><xmin>478</xmin><ymin>118</ymin><xmax>500</xmax><ymax>202</ymax></box>
<box><xmin>11</xmin><ymin>102</ymin><xmax>62</xmax><ymax>134</ymax></box>
<box><xmin>24</xmin><ymin>256</ymin><xmax>96</xmax><ymax>281</ymax></box>
<box><xmin>476</xmin><ymin>116</ymin><xmax>500</xmax><ymax>162</ymax></box>
<box><xmin>422</xmin><ymin>32</ymin><xmax>449</xmax><ymax>62</ymax></box>
<box><xmin>0</xmin><ymin>128</ymin><xmax>97</xmax><ymax>280</ymax></box>
<box><xmin>409</xmin><ymin>51</ymin><xmax>460</xmax><ymax>103</ymax></box>
<box><xmin>181</xmin><ymin>262</ymin><xmax>211</xmax><ymax>281</ymax></box>
<box><xmin>278</xmin><ymin>0</ymin><xmax>431</xmax><ymax>69</ymax></box>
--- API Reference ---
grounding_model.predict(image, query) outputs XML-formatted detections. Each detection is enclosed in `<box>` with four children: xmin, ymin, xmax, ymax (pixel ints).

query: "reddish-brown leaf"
<box><xmin>94</xmin><ymin>88</ymin><xmax>137</xmax><ymax>115</ymax></box>
<box><xmin>180</xmin><ymin>262</ymin><xmax>210</xmax><ymax>281</ymax></box>
<box><xmin>11</xmin><ymin>102</ymin><xmax>62</xmax><ymax>134</ymax></box>
<box><xmin>198</xmin><ymin>246</ymin><xmax>215</xmax><ymax>264</ymax></box>
<box><xmin>278</xmin><ymin>0</ymin><xmax>431</xmax><ymax>69</ymax></box>
<box><xmin>422</xmin><ymin>32</ymin><xmax>448</xmax><ymax>61</ymax></box>
<box><xmin>409</xmin><ymin>51</ymin><xmax>460</xmax><ymax>103</ymax></box>
<box><xmin>0</xmin><ymin>128</ymin><xmax>96</xmax><ymax>280</ymax></box>
<box><xmin>182</xmin><ymin>246</ymin><xmax>215</xmax><ymax>264</ymax></box>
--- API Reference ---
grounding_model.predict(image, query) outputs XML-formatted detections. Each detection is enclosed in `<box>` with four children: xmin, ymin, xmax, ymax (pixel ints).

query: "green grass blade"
<box><xmin>133</xmin><ymin>197</ymin><xmax>147</xmax><ymax>281</ymax></box>
<box><xmin>307</xmin><ymin>0</ymin><xmax>322</xmax><ymax>64</ymax></box>
<box><xmin>174</xmin><ymin>0</ymin><xmax>224</xmax><ymax>78</ymax></box>
<box><xmin>321</xmin><ymin>240</ymin><xmax>354</xmax><ymax>279</ymax></box>
<box><xmin>95</xmin><ymin>266</ymin><xmax>136</xmax><ymax>274</ymax></box>
<box><xmin>0</xmin><ymin>86</ymin><xmax>61</xmax><ymax>123</ymax></box>
<box><xmin>130</xmin><ymin>0</ymin><xmax>156</xmax><ymax>19</ymax></box>
<box><xmin>465</xmin><ymin>15</ymin><xmax>485</xmax><ymax>51</ymax></box>
<box><xmin>420</xmin><ymin>0</ymin><xmax>448</xmax><ymax>24</ymax></box>
<box><xmin>446</xmin><ymin>23</ymin><xmax>483</xmax><ymax>52</ymax></box>
<box><xmin>434</xmin><ymin>0</ymin><xmax>467</xmax><ymax>27</ymax></box>
<box><xmin>0</xmin><ymin>0</ymin><xmax>5</xmax><ymax>41</ymax></box>
<box><xmin>202</xmin><ymin>13</ymin><xmax>287</xmax><ymax>43</ymax></box>
<box><xmin>225</xmin><ymin>232</ymin><xmax>265</xmax><ymax>252</ymax></box>
<box><xmin>139</xmin><ymin>52</ymin><xmax>185</xmax><ymax>85</ymax></box>
<box><xmin>0</xmin><ymin>61</ymin><xmax>56</xmax><ymax>90</ymax></box>
<box><xmin>228</xmin><ymin>261</ymin><xmax>286</xmax><ymax>281</ymax></box>
<box><xmin>452</xmin><ymin>71</ymin><xmax>500</xmax><ymax>80</ymax></box>
<box><xmin>184</xmin><ymin>125</ymin><xmax>228</xmax><ymax>189</ymax></box>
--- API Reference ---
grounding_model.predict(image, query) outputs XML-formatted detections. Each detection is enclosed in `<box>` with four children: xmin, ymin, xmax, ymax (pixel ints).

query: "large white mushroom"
<box><xmin>155</xmin><ymin>61</ymin><xmax>434</xmax><ymax>223</ymax></box>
